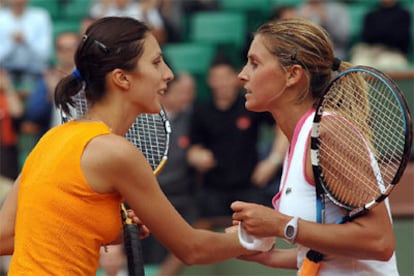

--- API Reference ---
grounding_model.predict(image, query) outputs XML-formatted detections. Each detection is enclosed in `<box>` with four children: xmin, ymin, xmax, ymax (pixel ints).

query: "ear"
<box><xmin>285</xmin><ymin>64</ymin><xmax>304</xmax><ymax>87</ymax></box>
<box><xmin>111</xmin><ymin>69</ymin><xmax>130</xmax><ymax>90</ymax></box>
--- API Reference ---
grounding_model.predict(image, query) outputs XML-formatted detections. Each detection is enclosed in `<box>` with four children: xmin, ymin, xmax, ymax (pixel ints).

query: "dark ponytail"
<box><xmin>54</xmin><ymin>74</ymin><xmax>84</xmax><ymax>116</ymax></box>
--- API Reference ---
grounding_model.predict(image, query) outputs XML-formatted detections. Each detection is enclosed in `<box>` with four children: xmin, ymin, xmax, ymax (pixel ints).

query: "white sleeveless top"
<box><xmin>272</xmin><ymin>109</ymin><xmax>399</xmax><ymax>276</ymax></box>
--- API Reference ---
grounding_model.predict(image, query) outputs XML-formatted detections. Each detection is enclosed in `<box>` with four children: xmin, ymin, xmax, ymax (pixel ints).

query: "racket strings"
<box><xmin>365</xmin><ymin>78</ymin><xmax>406</xmax><ymax>182</ymax></box>
<box><xmin>328</xmin><ymin>74</ymin><xmax>406</xmax><ymax>164</ymax></box>
<box><xmin>326</xmin><ymin>80</ymin><xmax>404</xmax><ymax>176</ymax></box>
<box><xmin>319</xmin><ymin>71</ymin><xmax>406</xmax><ymax>208</ymax></box>
<box><xmin>319</xmin><ymin>125</ymin><xmax>382</xmax><ymax>207</ymax></box>
<box><xmin>359</xmin><ymin>77</ymin><xmax>405</xmax><ymax>172</ymax></box>
<box><xmin>71</xmin><ymin>93</ymin><xmax>169</xmax><ymax>172</ymax></box>
<box><xmin>126</xmin><ymin>115</ymin><xmax>168</xmax><ymax>171</ymax></box>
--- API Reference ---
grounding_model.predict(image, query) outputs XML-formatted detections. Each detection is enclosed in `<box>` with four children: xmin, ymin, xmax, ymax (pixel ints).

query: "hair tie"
<box><xmin>72</xmin><ymin>68</ymin><xmax>82</xmax><ymax>80</ymax></box>
<box><xmin>332</xmin><ymin>57</ymin><xmax>341</xmax><ymax>71</ymax></box>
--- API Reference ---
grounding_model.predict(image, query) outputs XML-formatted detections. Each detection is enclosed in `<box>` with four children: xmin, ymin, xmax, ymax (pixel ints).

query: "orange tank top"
<box><xmin>9</xmin><ymin>121</ymin><xmax>123</xmax><ymax>275</ymax></box>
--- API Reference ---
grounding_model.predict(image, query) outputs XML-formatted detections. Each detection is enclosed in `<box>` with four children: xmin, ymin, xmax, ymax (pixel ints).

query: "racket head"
<box><xmin>125</xmin><ymin>108</ymin><xmax>171</xmax><ymax>176</ymax></box>
<box><xmin>311</xmin><ymin>66</ymin><xmax>413</xmax><ymax>211</ymax></box>
<box><xmin>63</xmin><ymin>90</ymin><xmax>171</xmax><ymax>176</ymax></box>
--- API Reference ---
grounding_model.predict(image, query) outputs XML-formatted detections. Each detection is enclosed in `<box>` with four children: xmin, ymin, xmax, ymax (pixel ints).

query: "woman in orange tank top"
<box><xmin>0</xmin><ymin>16</ymin><xmax>257</xmax><ymax>275</ymax></box>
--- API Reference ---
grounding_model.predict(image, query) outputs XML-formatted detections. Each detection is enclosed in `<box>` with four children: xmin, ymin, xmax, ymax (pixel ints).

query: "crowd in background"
<box><xmin>0</xmin><ymin>0</ymin><xmax>412</xmax><ymax>275</ymax></box>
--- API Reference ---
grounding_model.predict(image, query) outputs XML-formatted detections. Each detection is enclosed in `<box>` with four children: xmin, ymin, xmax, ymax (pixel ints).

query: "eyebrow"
<box><xmin>247</xmin><ymin>53</ymin><xmax>259</xmax><ymax>61</ymax></box>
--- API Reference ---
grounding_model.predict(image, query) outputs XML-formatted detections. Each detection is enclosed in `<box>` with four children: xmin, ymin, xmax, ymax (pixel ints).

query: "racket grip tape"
<box><xmin>299</xmin><ymin>250</ymin><xmax>323</xmax><ymax>276</ymax></box>
<box><xmin>123</xmin><ymin>224</ymin><xmax>145</xmax><ymax>276</ymax></box>
<box><xmin>121</xmin><ymin>202</ymin><xmax>145</xmax><ymax>276</ymax></box>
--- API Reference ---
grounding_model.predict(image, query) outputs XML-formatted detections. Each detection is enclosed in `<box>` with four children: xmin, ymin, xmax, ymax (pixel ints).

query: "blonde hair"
<box><xmin>256</xmin><ymin>18</ymin><xmax>372</xmax><ymax>140</ymax></box>
<box><xmin>255</xmin><ymin>18</ymin><xmax>353</xmax><ymax>103</ymax></box>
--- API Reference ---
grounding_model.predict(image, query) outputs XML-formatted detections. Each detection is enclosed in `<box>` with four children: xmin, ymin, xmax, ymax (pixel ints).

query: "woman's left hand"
<box><xmin>231</xmin><ymin>201</ymin><xmax>281</xmax><ymax>238</ymax></box>
<box><xmin>127</xmin><ymin>209</ymin><xmax>150</xmax><ymax>239</ymax></box>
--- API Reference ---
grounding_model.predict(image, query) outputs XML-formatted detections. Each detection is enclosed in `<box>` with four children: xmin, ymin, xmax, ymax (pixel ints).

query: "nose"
<box><xmin>164</xmin><ymin>64</ymin><xmax>174</xmax><ymax>83</ymax></box>
<box><xmin>238</xmin><ymin>68</ymin><xmax>247</xmax><ymax>82</ymax></box>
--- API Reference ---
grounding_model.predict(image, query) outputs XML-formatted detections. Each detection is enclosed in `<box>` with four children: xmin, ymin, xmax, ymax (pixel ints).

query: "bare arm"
<box><xmin>238</xmin><ymin>247</ymin><xmax>298</xmax><ymax>270</ymax></box>
<box><xmin>0</xmin><ymin>175</ymin><xmax>20</xmax><ymax>255</ymax></box>
<box><xmin>186</xmin><ymin>144</ymin><xmax>216</xmax><ymax>173</ymax></box>
<box><xmin>231</xmin><ymin>200</ymin><xmax>395</xmax><ymax>261</ymax></box>
<box><xmin>0</xmin><ymin>69</ymin><xmax>23</xmax><ymax>117</ymax></box>
<box><xmin>82</xmin><ymin>135</ymin><xmax>252</xmax><ymax>265</ymax></box>
<box><xmin>252</xmin><ymin>125</ymin><xmax>288</xmax><ymax>187</ymax></box>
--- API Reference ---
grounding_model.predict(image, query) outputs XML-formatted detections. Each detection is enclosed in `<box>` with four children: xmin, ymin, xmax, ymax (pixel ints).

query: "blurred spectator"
<box><xmin>80</xmin><ymin>16</ymin><xmax>96</xmax><ymax>35</ymax></box>
<box><xmin>0</xmin><ymin>172</ymin><xmax>12</xmax><ymax>275</ymax></box>
<box><xmin>141</xmin><ymin>73</ymin><xmax>199</xmax><ymax>274</ymax></box>
<box><xmin>297</xmin><ymin>0</ymin><xmax>349</xmax><ymax>60</ymax></box>
<box><xmin>188</xmin><ymin>56</ymin><xmax>287</xmax><ymax>210</ymax></box>
<box><xmin>351</xmin><ymin>0</ymin><xmax>411</xmax><ymax>69</ymax></box>
<box><xmin>90</xmin><ymin>0</ymin><xmax>167</xmax><ymax>44</ymax></box>
<box><xmin>158</xmin><ymin>0</ymin><xmax>184</xmax><ymax>42</ymax></box>
<box><xmin>20</xmin><ymin>31</ymin><xmax>80</xmax><ymax>142</ymax></box>
<box><xmin>157</xmin><ymin>56</ymin><xmax>288</xmax><ymax>275</ymax></box>
<box><xmin>362</xmin><ymin>0</ymin><xmax>411</xmax><ymax>55</ymax></box>
<box><xmin>270</xmin><ymin>5</ymin><xmax>297</xmax><ymax>21</ymax></box>
<box><xmin>0</xmin><ymin>0</ymin><xmax>53</xmax><ymax>96</ymax></box>
<box><xmin>157</xmin><ymin>0</ymin><xmax>218</xmax><ymax>43</ymax></box>
<box><xmin>0</xmin><ymin>69</ymin><xmax>23</xmax><ymax>181</ymax></box>
<box><xmin>99</xmin><ymin>245</ymin><xmax>127</xmax><ymax>276</ymax></box>
<box><xmin>181</xmin><ymin>0</ymin><xmax>218</xmax><ymax>13</ymax></box>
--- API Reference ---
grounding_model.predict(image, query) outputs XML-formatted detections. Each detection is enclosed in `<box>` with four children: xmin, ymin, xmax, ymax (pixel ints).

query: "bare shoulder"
<box><xmin>81</xmin><ymin>133</ymin><xmax>152</xmax><ymax>193</ymax></box>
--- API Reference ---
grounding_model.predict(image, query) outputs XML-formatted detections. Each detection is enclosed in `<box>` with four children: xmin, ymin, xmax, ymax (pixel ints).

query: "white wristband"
<box><xmin>238</xmin><ymin>222</ymin><xmax>275</xmax><ymax>252</ymax></box>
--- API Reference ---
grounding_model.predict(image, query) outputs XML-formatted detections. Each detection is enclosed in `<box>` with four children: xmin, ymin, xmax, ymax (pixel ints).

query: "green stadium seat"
<box><xmin>162</xmin><ymin>42</ymin><xmax>216</xmax><ymax>101</ymax></box>
<box><xmin>188</xmin><ymin>11</ymin><xmax>247</xmax><ymax>68</ymax></box>
<box><xmin>218</xmin><ymin>0</ymin><xmax>271</xmax><ymax>35</ymax></box>
<box><xmin>53</xmin><ymin>20</ymin><xmax>81</xmax><ymax>39</ymax></box>
<box><xmin>347</xmin><ymin>4</ymin><xmax>371</xmax><ymax>49</ymax></box>
<box><xmin>270</xmin><ymin>0</ymin><xmax>304</xmax><ymax>8</ymax></box>
<box><xmin>61</xmin><ymin>0</ymin><xmax>93</xmax><ymax>20</ymax></box>
<box><xmin>162</xmin><ymin>42</ymin><xmax>216</xmax><ymax>75</ymax></box>
<box><xmin>219</xmin><ymin>0</ymin><xmax>270</xmax><ymax>13</ymax></box>
<box><xmin>189</xmin><ymin>11</ymin><xmax>247</xmax><ymax>50</ymax></box>
<box><xmin>29</xmin><ymin>0</ymin><xmax>60</xmax><ymax>19</ymax></box>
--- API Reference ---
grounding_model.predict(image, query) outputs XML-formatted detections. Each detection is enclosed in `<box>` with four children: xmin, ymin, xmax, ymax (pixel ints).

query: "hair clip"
<box><xmin>332</xmin><ymin>57</ymin><xmax>341</xmax><ymax>71</ymax></box>
<box><xmin>291</xmin><ymin>48</ymin><xmax>297</xmax><ymax>61</ymax></box>
<box><xmin>94</xmin><ymin>39</ymin><xmax>109</xmax><ymax>54</ymax></box>
<box><xmin>82</xmin><ymin>34</ymin><xmax>88</xmax><ymax>42</ymax></box>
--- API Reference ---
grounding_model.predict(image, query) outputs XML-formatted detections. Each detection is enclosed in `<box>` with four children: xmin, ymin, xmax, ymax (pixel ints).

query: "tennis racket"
<box><xmin>63</xmin><ymin>91</ymin><xmax>171</xmax><ymax>276</ymax></box>
<box><xmin>299</xmin><ymin>66</ymin><xmax>413</xmax><ymax>276</ymax></box>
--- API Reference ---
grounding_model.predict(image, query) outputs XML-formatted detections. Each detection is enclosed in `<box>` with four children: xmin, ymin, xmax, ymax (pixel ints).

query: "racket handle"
<box><xmin>299</xmin><ymin>250</ymin><xmax>323</xmax><ymax>276</ymax></box>
<box><xmin>121</xmin><ymin>203</ymin><xmax>145</xmax><ymax>276</ymax></box>
<box><xmin>123</xmin><ymin>224</ymin><xmax>145</xmax><ymax>276</ymax></box>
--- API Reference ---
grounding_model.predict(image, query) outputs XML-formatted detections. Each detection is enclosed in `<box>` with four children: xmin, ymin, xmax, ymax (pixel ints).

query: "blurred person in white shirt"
<box><xmin>0</xmin><ymin>0</ymin><xmax>52</xmax><ymax>95</ymax></box>
<box><xmin>90</xmin><ymin>0</ymin><xmax>166</xmax><ymax>44</ymax></box>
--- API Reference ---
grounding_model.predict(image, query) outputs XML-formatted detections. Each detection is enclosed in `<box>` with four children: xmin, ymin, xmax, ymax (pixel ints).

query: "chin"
<box><xmin>150</xmin><ymin>103</ymin><xmax>162</xmax><ymax>114</ymax></box>
<box><xmin>245</xmin><ymin>101</ymin><xmax>264</xmax><ymax>112</ymax></box>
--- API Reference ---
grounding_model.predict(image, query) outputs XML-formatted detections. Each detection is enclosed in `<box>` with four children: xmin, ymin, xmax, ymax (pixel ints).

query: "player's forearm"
<box><xmin>294</xmin><ymin>208</ymin><xmax>395</xmax><ymax>261</ymax></box>
<box><xmin>0</xmin><ymin>176</ymin><xmax>20</xmax><ymax>255</ymax></box>
<box><xmin>174</xmin><ymin>230</ymin><xmax>251</xmax><ymax>265</ymax></box>
<box><xmin>241</xmin><ymin>247</ymin><xmax>298</xmax><ymax>269</ymax></box>
<box><xmin>0</xmin><ymin>200</ymin><xmax>15</xmax><ymax>255</ymax></box>
<box><xmin>0</xmin><ymin>234</ymin><xmax>14</xmax><ymax>255</ymax></box>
